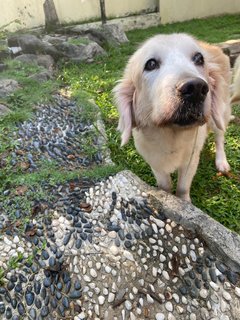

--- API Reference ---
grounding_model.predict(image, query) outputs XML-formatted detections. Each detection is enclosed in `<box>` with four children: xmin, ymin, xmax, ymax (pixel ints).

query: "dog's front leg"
<box><xmin>176</xmin><ymin>153</ymin><xmax>201</xmax><ymax>202</ymax></box>
<box><xmin>214</xmin><ymin>128</ymin><xmax>230</xmax><ymax>173</ymax></box>
<box><xmin>152</xmin><ymin>169</ymin><xmax>172</xmax><ymax>194</ymax></box>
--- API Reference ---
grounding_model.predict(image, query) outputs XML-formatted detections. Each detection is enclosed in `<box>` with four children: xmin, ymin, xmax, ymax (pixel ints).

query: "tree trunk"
<box><xmin>99</xmin><ymin>0</ymin><xmax>107</xmax><ymax>25</ymax></box>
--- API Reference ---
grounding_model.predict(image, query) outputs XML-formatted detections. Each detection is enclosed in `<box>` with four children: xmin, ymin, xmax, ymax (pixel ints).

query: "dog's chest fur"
<box><xmin>133</xmin><ymin>125</ymin><xmax>207</xmax><ymax>174</ymax></box>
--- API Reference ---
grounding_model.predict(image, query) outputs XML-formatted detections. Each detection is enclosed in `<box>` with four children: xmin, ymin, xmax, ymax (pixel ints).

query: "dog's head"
<box><xmin>113</xmin><ymin>33</ymin><xmax>230</xmax><ymax>145</ymax></box>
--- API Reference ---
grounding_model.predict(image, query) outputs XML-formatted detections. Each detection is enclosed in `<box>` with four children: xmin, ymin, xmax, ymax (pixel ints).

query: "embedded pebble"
<box><xmin>165</xmin><ymin>301</ymin><xmax>173</xmax><ymax>312</ymax></box>
<box><xmin>98</xmin><ymin>296</ymin><xmax>105</xmax><ymax>305</ymax></box>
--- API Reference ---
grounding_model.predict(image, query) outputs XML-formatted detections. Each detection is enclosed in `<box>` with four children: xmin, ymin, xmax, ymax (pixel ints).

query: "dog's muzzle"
<box><xmin>172</xmin><ymin>77</ymin><xmax>209</xmax><ymax>126</ymax></box>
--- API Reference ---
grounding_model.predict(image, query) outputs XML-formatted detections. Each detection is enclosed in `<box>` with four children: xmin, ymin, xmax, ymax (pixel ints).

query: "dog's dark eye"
<box><xmin>144</xmin><ymin>58</ymin><xmax>159</xmax><ymax>71</ymax></box>
<box><xmin>192</xmin><ymin>52</ymin><xmax>204</xmax><ymax>66</ymax></box>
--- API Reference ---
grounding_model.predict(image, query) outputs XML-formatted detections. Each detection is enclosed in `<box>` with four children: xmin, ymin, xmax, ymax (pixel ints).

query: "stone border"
<box><xmin>122</xmin><ymin>170</ymin><xmax>240</xmax><ymax>273</ymax></box>
<box><xmin>68</xmin><ymin>12</ymin><xmax>160</xmax><ymax>33</ymax></box>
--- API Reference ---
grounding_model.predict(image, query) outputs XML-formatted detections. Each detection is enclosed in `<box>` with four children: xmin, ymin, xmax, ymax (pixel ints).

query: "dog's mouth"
<box><xmin>170</xmin><ymin>101</ymin><xmax>207</xmax><ymax>126</ymax></box>
<box><xmin>166</xmin><ymin>77</ymin><xmax>209</xmax><ymax>127</ymax></box>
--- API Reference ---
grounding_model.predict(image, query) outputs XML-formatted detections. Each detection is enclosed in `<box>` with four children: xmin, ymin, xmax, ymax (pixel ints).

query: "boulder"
<box><xmin>0</xmin><ymin>79</ymin><xmax>19</xmax><ymax>98</ymax></box>
<box><xmin>0</xmin><ymin>48</ymin><xmax>10</xmax><ymax>61</ymax></box>
<box><xmin>55</xmin><ymin>41</ymin><xmax>106</xmax><ymax>62</ymax></box>
<box><xmin>0</xmin><ymin>104</ymin><xmax>11</xmax><ymax>116</ymax></box>
<box><xmin>0</xmin><ymin>63</ymin><xmax>8</xmax><ymax>72</ymax></box>
<box><xmin>8</xmin><ymin>34</ymin><xmax>63</xmax><ymax>60</ymax></box>
<box><xmin>15</xmin><ymin>54</ymin><xmax>54</xmax><ymax>71</ymax></box>
<box><xmin>8</xmin><ymin>34</ymin><xmax>43</xmax><ymax>54</ymax></box>
<box><xmin>42</xmin><ymin>34</ymin><xmax>67</xmax><ymax>45</ymax></box>
<box><xmin>217</xmin><ymin>39</ymin><xmax>240</xmax><ymax>67</ymax></box>
<box><xmin>71</xmin><ymin>23</ymin><xmax>129</xmax><ymax>46</ymax></box>
<box><xmin>29</xmin><ymin>70</ymin><xmax>52</xmax><ymax>83</ymax></box>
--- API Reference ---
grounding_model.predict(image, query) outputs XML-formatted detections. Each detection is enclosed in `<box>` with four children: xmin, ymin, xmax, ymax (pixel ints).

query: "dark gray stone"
<box><xmin>72</xmin><ymin>23</ymin><xmax>129</xmax><ymax>46</ymax></box>
<box><xmin>0</xmin><ymin>104</ymin><xmax>11</xmax><ymax>116</ymax></box>
<box><xmin>0</xmin><ymin>79</ymin><xmax>19</xmax><ymax>98</ymax></box>
<box><xmin>8</xmin><ymin>34</ymin><xmax>62</xmax><ymax>60</ymax></box>
<box><xmin>55</xmin><ymin>41</ymin><xmax>106</xmax><ymax>63</ymax></box>
<box><xmin>29</xmin><ymin>70</ymin><xmax>52</xmax><ymax>82</ymax></box>
<box><xmin>15</xmin><ymin>53</ymin><xmax>54</xmax><ymax>71</ymax></box>
<box><xmin>0</xmin><ymin>63</ymin><xmax>7</xmax><ymax>72</ymax></box>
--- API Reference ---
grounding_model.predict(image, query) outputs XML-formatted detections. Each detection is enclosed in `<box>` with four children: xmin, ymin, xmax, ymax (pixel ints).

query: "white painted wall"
<box><xmin>1</xmin><ymin>0</ymin><xmax>240</xmax><ymax>31</ymax></box>
<box><xmin>0</xmin><ymin>0</ymin><xmax>158</xmax><ymax>31</ymax></box>
<box><xmin>160</xmin><ymin>0</ymin><xmax>240</xmax><ymax>24</ymax></box>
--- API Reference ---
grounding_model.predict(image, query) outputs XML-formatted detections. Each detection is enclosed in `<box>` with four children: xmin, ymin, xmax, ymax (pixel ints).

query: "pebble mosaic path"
<box><xmin>0</xmin><ymin>94</ymin><xmax>240</xmax><ymax>320</ymax></box>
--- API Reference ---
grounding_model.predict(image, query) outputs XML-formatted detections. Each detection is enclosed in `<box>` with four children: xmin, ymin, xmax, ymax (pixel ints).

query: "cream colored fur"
<box><xmin>113</xmin><ymin>33</ymin><xmax>231</xmax><ymax>201</ymax></box>
<box><xmin>231</xmin><ymin>55</ymin><xmax>240</xmax><ymax>104</ymax></box>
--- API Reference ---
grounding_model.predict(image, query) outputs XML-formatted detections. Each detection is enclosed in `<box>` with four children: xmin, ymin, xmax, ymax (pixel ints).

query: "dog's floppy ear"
<box><xmin>200</xmin><ymin>42</ymin><xmax>231</xmax><ymax>131</ymax></box>
<box><xmin>113</xmin><ymin>78</ymin><xmax>136</xmax><ymax>146</ymax></box>
<box><xmin>207</xmin><ymin>63</ymin><xmax>227</xmax><ymax>131</ymax></box>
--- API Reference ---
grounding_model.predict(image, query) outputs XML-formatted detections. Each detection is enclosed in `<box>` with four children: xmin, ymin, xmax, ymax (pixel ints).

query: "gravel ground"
<box><xmin>8</xmin><ymin>93</ymin><xmax>110</xmax><ymax>173</ymax></box>
<box><xmin>0</xmin><ymin>94</ymin><xmax>239</xmax><ymax>319</ymax></box>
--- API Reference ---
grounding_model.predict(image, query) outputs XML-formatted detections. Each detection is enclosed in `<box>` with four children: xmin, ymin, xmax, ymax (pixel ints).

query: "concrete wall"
<box><xmin>1</xmin><ymin>0</ymin><xmax>240</xmax><ymax>32</ymax></box>
<box><xmin>160</xmin><ymin>0</ymin><xmax>240</xmax><ymax>24</ymax></box>
<box><xmin>1</xmin><ymin>0</ymin><xmax>45</xmax><ymax>31</ymax></box>
<box><xmin>0</xmin><ymin>0</ymin><xmax>158</xmax><ymax>31</ymax></box>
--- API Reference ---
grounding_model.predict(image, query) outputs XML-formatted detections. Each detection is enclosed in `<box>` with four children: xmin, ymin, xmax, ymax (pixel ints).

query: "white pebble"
<box><xmin>152</xmin><ymin>223</ymin><xmax>158</xmax><ymax>233</ymax></box>
<box><xmin>160</xmin><ymin>254</ymin><xmax>166</xmax><ymax>262</ymax></box>
<box><xmin>235</xmin><ymin>287</ymin><xmax>240</xmax><ymax>297</ymax></box>
<box><xmin>175</xmin><ymin>236</ymin><xmax>180</xmax><ymax>243</ymax></box>
<box><xmin>13</xmin><ymin>236</ymin><xmax>20</xmax><ymax>244</ymax></box>
<box><xmin>108</xmin><ymin>231</ymin><xmax>117</xmax><ymax>239</ymax></box>
<box><xmin>199</xmin><ymin>289</ymin><xmax>208</xmax><ymax>299</ymax></box>
<box><xmin>155</xmin><ymin>313</ymin><xmax>165</xmax><ymax>320</ymax></box>
<box><xmin>172</xmin><ymin>246</ymin><xmax>178</xmax><ymax>253</ymax></box>
<box><xmin>125</xmin><ymin>300</ymin><xmax>132</xmax><ymax>310</ymax></box>
<box><xmin>147</xmin><ymin>294</ymin><xmax>154</xmax><ymax>304</ymax></box>
<box><xmin>98</xmin><ymin>296</ymin><xmax>105</xmax><ymax>305</ymax></box>
<box><xmin>209</xmin><ymin>281</ymin><xmax>219</xmax><ymax>291</ymax></box>
<box><xmin>96</xmin><ymin>262</ymin><xmax>101</xmax><ymax>270</ymax></box>
<box><xmin>222</xmin><ymin>290</ymin><xmax>232</xmax><ymax>301</ymax></box>
<box><xmin>162</xmin><ymin>270</ymin><xmax>170</xmax><ymax>280</ymax></box>
<box><xmin>165</xmin><ymin>224</ymin><xmax>172</xmax><ymax>233</ymax></box>
<box><xmin>190</xmin><ymin>314</ymin><xmax>197</xmax><ymax>320</ymax></box>
<box><xmin>94</xmin><ymin>304</ymin><xmax>100</xmax><ymax>315</ymax></box>
<box><xmin>172</xmin><ymin>293</ymin><xmax>179</xmax><ymax>303</ymax></box>
<box><xmin>176</xmin><ymin>306</ymin><xmax>184</xmax><ymax>314</ymax></box>
<box><xmin>139</xmin><ymin>279</ymin><xmax>144</xmax><ymax>286</ymax></box>
<box><xmin>182</xmin><ymin>244</ymin><xmax>187</xmax><ymax>255</ymax></box>
<box><xmin>190</xmin><ymin>250</ymin><xmax>197</xmax><ymax>262</ymax></box>
<box><xmin>128</xmin><ymin>292</ymin><xmax>135</xmax><ymax>300</ymax></box>
<box><xmin>152</xmin><ymin>267</ymin><xmax>158</xmax><ymax>277</ymax></box>
<box><xmin>83</xmin><ymin>275</ymin><xmax>91</xmax><ymax>282</ymax></box>
<box><xmin>182</xmin><ymin>296</ymin><xmax>188</xmax><ymax>304</ymax></box>
<box><xmin>108</xmin><ymin>292</ymin><xmax>115</xmax><ymax>303</ymax></box>
<box><xmin>123</xmin><ymin>250</ymin><xmax>134</xmax><ymax>261</ymax></box>
<box><xmin>165</xmin><ymin>301</ymin><xmax>173</xmax><ymax>312</ymax></box>
<box><xmin>103</xmin><ymin>288</ymin><xmax>108</xmax><ymax>295</ymax></box>
<box><xmin>105</xmin><ymin>266</ymin><xmax>111</xmax><ymax>273</ymax></box>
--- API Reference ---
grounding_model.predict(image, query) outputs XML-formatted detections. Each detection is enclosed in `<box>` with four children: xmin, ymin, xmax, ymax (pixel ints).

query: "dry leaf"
<box><xmin>15</xmin><ymin>185</ymin><xmax>28</xmax><ymax>196</ymax></box>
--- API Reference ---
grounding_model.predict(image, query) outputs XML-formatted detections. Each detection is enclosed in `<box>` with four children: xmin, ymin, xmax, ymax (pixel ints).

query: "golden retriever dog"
<box><xmin>113</xmin><ymin>33</ymin><xmax>231</xmax><ymax>202</ymax></box>
<box><xmin>231</xmin><ymin>54</ymin><xmax>240</xmax><ymax>104</ymax></box>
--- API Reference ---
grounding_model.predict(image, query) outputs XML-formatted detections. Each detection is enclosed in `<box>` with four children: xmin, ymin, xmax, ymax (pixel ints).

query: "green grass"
<box><xmin>60</xmin><ymin>14</ymin><xmax>240</xmax><ymax>233</ymax></box>
<box><xmin>68</xmin><ymin>37</ymin><xmax>91</xmax><ymax>46</ymax></box>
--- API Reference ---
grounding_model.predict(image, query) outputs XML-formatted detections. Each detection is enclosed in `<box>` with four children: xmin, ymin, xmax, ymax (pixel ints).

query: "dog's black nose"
<box><xmin>177</xmin><ymin>78</ymin><xmax>209</xmax><ymax>102</ymax></box>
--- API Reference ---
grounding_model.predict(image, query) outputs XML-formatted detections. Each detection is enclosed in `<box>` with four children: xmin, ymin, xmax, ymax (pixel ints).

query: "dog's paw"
<box><xmin>216</xmin><ymin>159</ymin><xmax>231</xmax><ymax>173</ymax></box>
